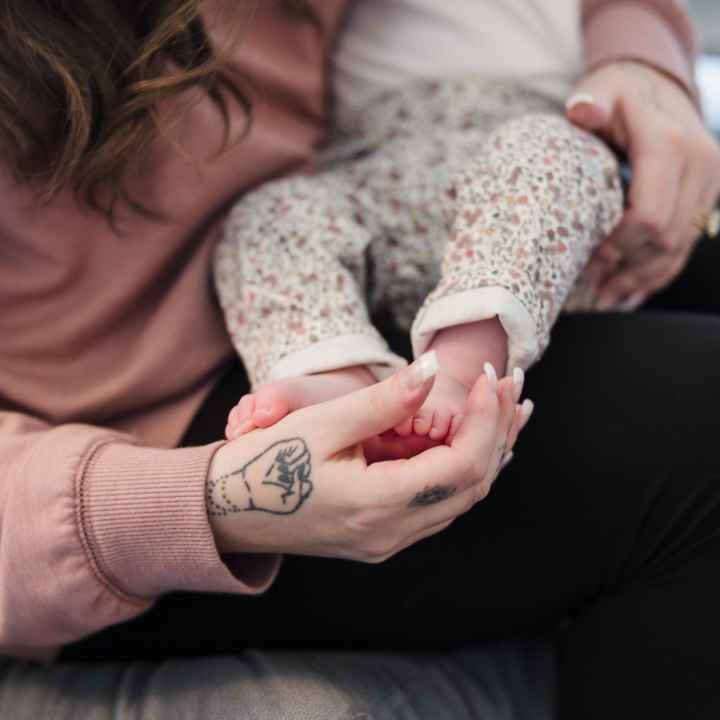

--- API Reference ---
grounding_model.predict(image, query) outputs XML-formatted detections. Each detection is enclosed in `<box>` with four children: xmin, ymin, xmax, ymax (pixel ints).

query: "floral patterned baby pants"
<box><xmin>214</xmin><ymin>79</ymin><xmax>623</xmax><ymax>388</ymax></box>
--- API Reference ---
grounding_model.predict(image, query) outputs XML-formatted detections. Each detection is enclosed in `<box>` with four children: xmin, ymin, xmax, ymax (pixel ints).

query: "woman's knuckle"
<box><xmin>469</xmin><ymin>455</ymin><xmax>489</xmax><ymax>482</ymax></box>
<box><xmin>361</xmin><ymin>539</ymin><xmax>395</xmax><ymax>564</ymax></box>
<box><xmin>664</xmin><ymin>124</ymin><xmax>688</xmax><ymax>152</ymax></box>
<box><xmin>345</xmin><ymin>507</ymin><xmax>384</xmax><ymax>536</ymax></box>
<box><xmin>656</xmin><ymin>232</ymin><xmax>678</xmax><ymax>252</ymax></box>
<box><xmin>366</xmin><ymin>388</ymin><xmax>387</xmax><ymax>420</ymax></box>
<box><xmin>474</xmin><ymin>481</ymin><xmax>491</xmax><ymax>504</ymax></box>
<box><xmin>453</xmin><ymin>454</ymin><xmax>475</xmax><ymax>481</ymax></box>
<box><xmin>456</xmin><ymin>492</ymin><xmax>474</xmax><ymax>514</ymax></box>
<box><xmin>695</xmin><ymin>136</ymin><xmax>720</xmax><ymax>165</ymax></box>
<box><xmin>633</xmin><ymin>207</ymin><xmax>667</xmax><ymax>237</ymax></box>
<box><xmin>614</xmin><ymin>274</ymin><xmax>638</xmax><ymax>293</ymax></box>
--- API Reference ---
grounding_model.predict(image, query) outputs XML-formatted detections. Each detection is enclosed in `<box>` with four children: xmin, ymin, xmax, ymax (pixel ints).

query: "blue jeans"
<box><xmin>1</xmin><ymin>639</ymin><xmax>555</xmax><ymax>719</ymax></box>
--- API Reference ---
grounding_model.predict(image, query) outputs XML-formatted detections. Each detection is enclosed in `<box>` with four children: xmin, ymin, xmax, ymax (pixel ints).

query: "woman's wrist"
<box><xmin>206</xmin><ymin>434</ymin><xmax>309</xmax><ymax>555</ymax></box>
<box><xmin>207</xmin><ymin>439</ymin><xmax>255</xmax><ymax>554</ymax></box>
<box><xmin>586</xmin><ymin>58</ymin><xmax>700</xmax><ymax>111</ymax></box>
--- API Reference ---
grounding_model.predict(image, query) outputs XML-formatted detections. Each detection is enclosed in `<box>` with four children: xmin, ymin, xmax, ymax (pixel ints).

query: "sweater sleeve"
<box><xmin>583</xmin><ymin>0</ymin><xmax>699</xmax><ymax>100</ymax></box>
<box><xmin>0</xmin><ymin>410</ymin><xmax>280</xmax><ymax>659</ymax></box>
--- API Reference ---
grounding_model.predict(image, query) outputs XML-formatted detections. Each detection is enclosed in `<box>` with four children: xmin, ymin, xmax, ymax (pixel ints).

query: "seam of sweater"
<box><xmin>74</xmin><ymin>439</ymin><xmax>149</xmax><ymax>608</ymax></box>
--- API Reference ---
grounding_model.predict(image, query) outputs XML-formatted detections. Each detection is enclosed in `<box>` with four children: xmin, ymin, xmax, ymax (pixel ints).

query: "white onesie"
<box><xmin>334</xmin><ymin>0</ymin><xmax>583</xmax><ymax>122</ymax></box>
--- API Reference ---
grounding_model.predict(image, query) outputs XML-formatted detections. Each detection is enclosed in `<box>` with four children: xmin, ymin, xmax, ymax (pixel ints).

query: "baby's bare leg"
<box><xmin>226</xmin><ymin>366</ymin><xmax>375</xmax><ymax>439</ymax></box>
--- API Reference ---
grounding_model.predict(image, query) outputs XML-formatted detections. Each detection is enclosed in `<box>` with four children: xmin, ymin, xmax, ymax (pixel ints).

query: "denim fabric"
<box><xmin>0</xmin><ymin>639</ymin><xmax>554</xmax><ymax>720</ymax></box>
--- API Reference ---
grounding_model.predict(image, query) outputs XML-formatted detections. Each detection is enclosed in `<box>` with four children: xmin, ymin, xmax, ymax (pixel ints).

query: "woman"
<box><xmin>1</xmin><ymin>1</ymin><xmax>719</xmax><ymax>718</ymax></box>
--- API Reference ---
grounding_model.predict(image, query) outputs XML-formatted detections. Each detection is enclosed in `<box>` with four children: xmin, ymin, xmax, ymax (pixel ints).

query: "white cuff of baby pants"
<box><xmin>411</xmin><ymin>287</ymin><xmax>540</xmax><ymax>375</ymax></box>
<box><xmin>268</xmin><ymin>333</ymin><xmax>407</xmax><ymax>382</ymax></box>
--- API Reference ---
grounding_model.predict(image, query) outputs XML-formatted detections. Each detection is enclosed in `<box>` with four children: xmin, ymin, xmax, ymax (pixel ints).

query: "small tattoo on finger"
<box><xmin>409</xmin><ymin>485</ymin><xmax>457</xmax><ymax>508</ymax></box>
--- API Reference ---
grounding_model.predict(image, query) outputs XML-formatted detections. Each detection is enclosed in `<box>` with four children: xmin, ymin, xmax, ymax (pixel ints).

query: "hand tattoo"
<box><xmin>408</xmin><ymin>485</ymin><xmax>457</xmax><ymax>508</ymax></box>
<box><xmin>207</xmin><ymin>438</ymin><xmax>313</xmax><ymax>517</ymax></box>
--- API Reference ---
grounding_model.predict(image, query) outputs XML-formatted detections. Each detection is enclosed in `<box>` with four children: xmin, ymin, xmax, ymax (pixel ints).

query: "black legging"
<box><xmin>64</xmin><ymin>237</ymin><xmax>720</xmax><ymax>719</ymax></box>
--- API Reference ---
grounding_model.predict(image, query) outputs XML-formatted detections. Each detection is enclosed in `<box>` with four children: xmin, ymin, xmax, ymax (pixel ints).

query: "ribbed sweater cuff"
<box><xmin>584</xmin><ymin>3</ymin><xmax>698</xmax><ymax>104</ymax></box>
<box><xmin>80</xmin><ymin>441</ymin><xmax>281</xmax><ymax>601</ymax></box>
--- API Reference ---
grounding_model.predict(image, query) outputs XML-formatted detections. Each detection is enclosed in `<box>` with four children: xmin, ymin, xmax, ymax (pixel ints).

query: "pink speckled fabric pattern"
<box><xmin>215</xmin><ymin>79</ymin><xmax>623</xmax><ymax>385</ymax></box>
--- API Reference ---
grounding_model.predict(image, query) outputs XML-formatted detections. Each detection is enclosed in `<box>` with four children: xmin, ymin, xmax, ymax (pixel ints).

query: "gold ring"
<box><xmin>693</xmin><ymin>208</ymin><xmax>720</xmax><ymax>238</ymax></box>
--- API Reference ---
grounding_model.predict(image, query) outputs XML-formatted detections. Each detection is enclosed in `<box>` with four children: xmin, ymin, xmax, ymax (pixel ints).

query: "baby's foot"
<box><xmin>390</xmin><ymin>319</ymin><xmax>509</xmax><ymax>449</ymax></box>
<box><xmin>225</xmin><ymin>366</ymin><xmax>375</xmax><ymax>439</ymax></box>
<box><xmin>393</xmin><ymin>371</ymin><xmax>470</xmax><ymax>445</ymax></box>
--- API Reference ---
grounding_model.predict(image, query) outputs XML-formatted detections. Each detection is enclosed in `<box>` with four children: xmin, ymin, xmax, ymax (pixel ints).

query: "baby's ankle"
<box><xmin>428</xmin><ymin>318</ymin><xmax>508</xmax><ymax>389</ymax></box>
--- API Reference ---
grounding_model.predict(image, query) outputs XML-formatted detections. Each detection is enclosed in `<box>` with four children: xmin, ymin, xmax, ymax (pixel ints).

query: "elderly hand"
<box><xmin>208</xmin><ymin>354</ymin><xmax>531</xmax><ymax>563</ymax></box>
<box><xmin>566</xmin><ymin>60</ymin><xmax>720</xmax><ymax>310</ymax></box>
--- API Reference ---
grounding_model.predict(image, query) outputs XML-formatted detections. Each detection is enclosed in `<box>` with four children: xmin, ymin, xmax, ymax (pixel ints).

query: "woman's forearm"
<box><xmin>0</xmin><ymin>411</ymin><xmax>277</xmax><ymax>659</ymax></box>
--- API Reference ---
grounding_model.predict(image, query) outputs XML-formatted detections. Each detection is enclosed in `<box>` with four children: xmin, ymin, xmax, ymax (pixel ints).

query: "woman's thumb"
<box><xmin>317</xmin><ymin>352</ymin><xmax>438</xmax><ymax>452</ymax></box>
<box><xmin>565</xmin><ymin>79</ymin><xmax>614</xmax><ymax>132</ymax></box>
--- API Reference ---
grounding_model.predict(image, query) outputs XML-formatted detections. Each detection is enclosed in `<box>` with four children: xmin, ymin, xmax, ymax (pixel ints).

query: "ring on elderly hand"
<box><xmin>692</xmin><ymin>208</ymin><xmax>720</xmax><ymax>238</ymax></box>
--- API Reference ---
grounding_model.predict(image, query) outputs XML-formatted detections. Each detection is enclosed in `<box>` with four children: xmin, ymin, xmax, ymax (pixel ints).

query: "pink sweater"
<box><xmin>0</xmin><ymin>0</ymin><xmax>698</xmax><ymax>660</ymax></box>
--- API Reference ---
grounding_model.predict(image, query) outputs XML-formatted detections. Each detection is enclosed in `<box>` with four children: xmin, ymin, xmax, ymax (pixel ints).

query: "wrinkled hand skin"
<box><xmin>207</xmin><ymin>438</ymin><xmax>313</xmax><ymax>517</ymax></box>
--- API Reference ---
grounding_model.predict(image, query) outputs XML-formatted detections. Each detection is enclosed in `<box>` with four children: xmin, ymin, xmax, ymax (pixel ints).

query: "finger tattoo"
<box><xmin>408</xmin><ymin>485</ymin><xmax>457</xmax><ymax>508</ymax></box>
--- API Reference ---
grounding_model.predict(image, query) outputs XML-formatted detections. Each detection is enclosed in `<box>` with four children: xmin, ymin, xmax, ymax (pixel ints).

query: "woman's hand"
<box><xmin>207</xmin><ymin>355</ymin><xmax>530</xmax><ymax>564</ymax></box>
<box><xmin>566</xmin><ymin>60</ymin><xmax>720</xmax><ymax>310</ymax></box>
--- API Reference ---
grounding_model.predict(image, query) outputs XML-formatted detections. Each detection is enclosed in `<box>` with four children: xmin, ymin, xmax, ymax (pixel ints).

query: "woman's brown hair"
<box><xmin>0</xmin><ymin>1</ymin><xmax>309</xmax><ymax>220</ymax></box>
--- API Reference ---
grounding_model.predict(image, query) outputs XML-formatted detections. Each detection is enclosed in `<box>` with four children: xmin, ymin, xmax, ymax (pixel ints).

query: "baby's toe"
<box><xmin>236</xmin><ymin>394</ymin><xmax>255</xmax><ymax>421</ymax></box>
<box><xmin>412</xmin><ymin>408</ymin><xmax>435</xmax><ymax>437</ymax></box>
<box><xmin>252</xmin><ymin>385</ymin><xmax>291</xmax><ymax>428</ymax></box>
<box><xmin>227</xmin><ymin>394</ymin><xmax>257</xmax><ymax>438</ymax></box>
<box><xmin>394</xmin><ymin>416</ymin><xmax>415</xmax><ymax>438</ymax></box>
<box><xmin>428</xmin><ymin>409</ymin><xmax>452</xmax><ymax>441</ymax></box>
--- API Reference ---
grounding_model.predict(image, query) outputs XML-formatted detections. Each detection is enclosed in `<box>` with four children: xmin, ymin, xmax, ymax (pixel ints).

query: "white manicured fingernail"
<box><xmin>566</xmin><ymin>92</ymin><xmax>596</xmax><ymax>111</ymax></box>
<box><xmin>618</xmin><ymin>292</ymin><xmax>646</xmax><ymax>312</ymax></box>
<box><xmin>407</xmin><ymin>350</ymin><xmax>438</xmax><ymax>389</ymax></box>
<box><xmin>417</xmin><ymin>350</ymin><xmax>438</xmax><ymax>380</ymax></box>
<box><xmin>501</xmin><ymin>451</ymin><xmax>514</xmax><ymax>469</ymax></box>
<box><xmin>512</xmin><ymin>367</ymin><xmax>525</xmax><ymax>402</ymax></box>
<box><xmin>483</xmin><ymin>362</ymin><xmax>498</xmax><ymax>394</ymax></box>
<box><xmin>521</xmin><ymin>399</ymin><xmax>535</xmax><ymax>423</ymax></box>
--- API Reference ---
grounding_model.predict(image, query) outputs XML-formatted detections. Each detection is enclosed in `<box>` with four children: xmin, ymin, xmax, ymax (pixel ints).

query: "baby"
<box><xmin>214</xmin><ymin>0</ymin><xmax>623</xmax><ymax>445</ymax></box>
